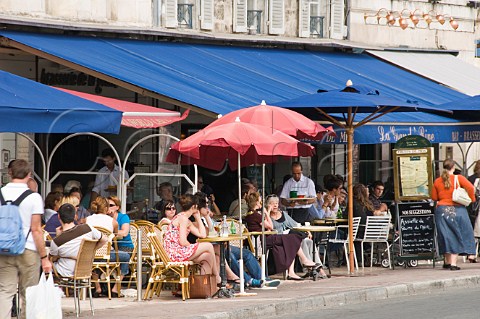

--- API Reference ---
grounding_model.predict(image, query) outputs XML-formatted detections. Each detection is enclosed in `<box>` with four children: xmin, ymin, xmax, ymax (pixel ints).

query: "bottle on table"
<box><xmin>230</xmin><ymin>220</ymin><xmax>236</xmax><ymax>235</ymax></box>
<box><xmin>220</xmin><ymin>215</ymin><xmax>229</xmax><ymax>237</ymax></box>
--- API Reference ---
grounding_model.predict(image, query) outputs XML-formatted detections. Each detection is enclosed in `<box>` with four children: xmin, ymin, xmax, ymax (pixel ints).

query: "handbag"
<box><xmin>189</xmin><ymin>274</ymin><xmax>217</xmax><ymax>299</ymax></box>
<box><xmin>452</xmin><ymin>175</ymin><xmax>472</xmax><ymax>206</ymax></box>
<box><xmin>26</xmin><ymin>272</ymin><xmax>62</xmax><ymax>319</ymax></box>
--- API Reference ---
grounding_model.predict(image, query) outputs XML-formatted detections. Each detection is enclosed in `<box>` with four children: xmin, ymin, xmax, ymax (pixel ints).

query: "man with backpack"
<box><xmin>0</xmin><ymin>159</ymin><xmax>52</xmax><ymax>319</ymax></box>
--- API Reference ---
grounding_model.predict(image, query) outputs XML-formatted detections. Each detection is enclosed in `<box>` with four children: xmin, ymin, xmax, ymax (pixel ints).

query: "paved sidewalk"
<box><xmin>62</xmin><ymin>262</ymin><xmax>480</xmax><ymax>319</ymax></box>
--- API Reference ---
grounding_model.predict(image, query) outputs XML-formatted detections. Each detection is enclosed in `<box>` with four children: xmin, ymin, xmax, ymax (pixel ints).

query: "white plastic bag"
<box><xmin>26</xmin><ymin>272</ymin><xmax>62</xmax><ymax>319</ymax></box>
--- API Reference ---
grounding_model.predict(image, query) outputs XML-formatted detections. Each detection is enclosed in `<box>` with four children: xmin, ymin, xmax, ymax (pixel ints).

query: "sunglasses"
<box><xmin>165</xmin><ymin>206</ymin><xmax>176</xmax><ymax>211</ymax></box>
<box><xmin>109</xmin><ymin>203</ymin><xmax>116</xmax><ymax>207</ymax></box>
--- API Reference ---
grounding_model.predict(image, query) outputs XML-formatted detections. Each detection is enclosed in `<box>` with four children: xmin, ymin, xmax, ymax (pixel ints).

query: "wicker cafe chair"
<box><xmin>134</xmin><ymin>220</ymin><xmax>157</xmax><ymax>267</ymax></box>
<box><xmin>54</xmin><ymin>239</ymin><xmax>98</xmax><ymax>318</ymax></box>
<box><xmin>91</xmin><ymin>226</ymin><xmax>121</xmax><ymax>299</ymax></box>
<box><xmin>143</xmin><ymin>226</ymin><xmax>198</xmax><ymax>301</ymax></box>
<box><xmin>126</xmin><ymin>222</ymin><xmax>139</xmax><ymax>288</ymax></box>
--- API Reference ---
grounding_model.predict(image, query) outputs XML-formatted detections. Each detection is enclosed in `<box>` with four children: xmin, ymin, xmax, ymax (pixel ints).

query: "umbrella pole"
<box><xmin>238</xmin><ymin>153</ymin><xmax>246</xmax><ymax>294</ymax></box>
<box><xmin>347</xmin><ymin>127</ymin><xmax>355</xmax><ymax>275</ymax></box>
<box><xmin>261</xmin><ymin>164</ymin><xmax>266</xmax><ymax>281</ymax></box>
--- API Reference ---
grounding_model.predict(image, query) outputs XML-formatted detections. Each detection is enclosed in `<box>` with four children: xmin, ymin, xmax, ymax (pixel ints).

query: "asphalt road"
<box><xmin>272</xmin><ymin>287</ymin><xmax>480</xmax><ymax>319</ymax></box>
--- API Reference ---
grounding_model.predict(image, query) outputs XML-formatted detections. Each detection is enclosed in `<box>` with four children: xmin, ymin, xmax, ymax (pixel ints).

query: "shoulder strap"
<box><xmin>13</xmin><ymin>190</ymin><xmax>34</xmax><ymax>206</ymax></box>
<box><xmin>0</xmin><ymin>189</ymin><xmax>6</xmax><ymax>205</ymax></box>
<box><xmin>454</xmin><ymin>175</ymin><xmax>459</xmax><ymax>189</ymax></box>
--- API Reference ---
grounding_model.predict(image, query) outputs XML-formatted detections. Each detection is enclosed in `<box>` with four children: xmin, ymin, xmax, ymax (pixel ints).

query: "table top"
<box><xmin>313</xmin><ymin>218</ymin><xmax>348</xmax><ymax>225</ymax></box>
<box><xmin>246</xmin><ymin>230</ymin><xmax>278</xmax><ymax>236</ymax></box>
<box><xmin>286</xmin><ymin>197</ymin><xmax>316</xmax><ymax>201</ymax></box>
<box><xmin>292</xmin><ymin>225</ymin><xmax>336</xmax><ymax>232</ymax></box>
<box><xmin>197</xmin><ymin>235</ymin><xmax>246</xmax><ymax>243</ymax></box>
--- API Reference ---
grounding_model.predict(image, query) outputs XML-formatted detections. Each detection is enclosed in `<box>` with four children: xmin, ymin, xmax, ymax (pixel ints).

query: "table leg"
<box><xmin>212</xmin><ymin>241</ymin><xmax>234</xmax><ymax>298</ymax></box>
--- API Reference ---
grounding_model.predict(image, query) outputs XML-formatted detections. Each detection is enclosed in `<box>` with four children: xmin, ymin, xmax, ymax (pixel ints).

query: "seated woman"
<box><xmin>107</xmin><ymin>196</ymin><xmax>134</xmax><ymax>298</ymax></box>
<box><xmin>244</xmin><ymin>192</ymin><xmax>319</xmax><ymax>280</ymax></box>
<box><xmin>353</xmin><ymin>184</ymin><xmax>384</xmax><ymax>265</ymax></box>
<box><xmin>267</xmin><ymin>194</ymin><xmax>328</xmax><ymax>279</ymax></box>
<box><xmin>163</xmin><ymin>193</ymin><xmax>221</xmax><ymax>284</ymax></box>
<box><xmin>87</xmin><ymin>196</ymin><xmax>120</xmax><ymax>297</ymax></box>
<box><xmin>157</xmin><ymin>199</ymin><xmax>177</xmax><ymax>227</ymax></box>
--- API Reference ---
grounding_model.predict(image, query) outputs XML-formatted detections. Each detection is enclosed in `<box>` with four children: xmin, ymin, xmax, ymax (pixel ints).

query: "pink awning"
<box><xmin>54</xmin><ymin>87</ymin><xmax>189</xmax><ymax>128</ymax></box>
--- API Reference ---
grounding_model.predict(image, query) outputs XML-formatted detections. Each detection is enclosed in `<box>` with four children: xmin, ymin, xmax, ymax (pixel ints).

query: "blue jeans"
<box><xmin>110</xmin><ymin>250</ymin><xmax>131</xmax><ymax>275</ymax></box>
<box><xmin>229</xmin><ymin>246</ymin><xmax>261</xmax><ymax>282</ymax></box>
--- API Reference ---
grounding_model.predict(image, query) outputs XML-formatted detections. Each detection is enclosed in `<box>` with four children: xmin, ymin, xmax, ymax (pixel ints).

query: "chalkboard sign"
<box><xmin>396</xmin><ymin>202</ymin><xmax>435</xmax><ymax>256</ymax></box>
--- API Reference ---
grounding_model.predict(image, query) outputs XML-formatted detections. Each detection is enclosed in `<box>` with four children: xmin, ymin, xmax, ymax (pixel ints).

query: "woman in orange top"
<box><xmin>431</xmin><ymin>159</ymin><xmax>476</xmax><ymax>270</ymax></box>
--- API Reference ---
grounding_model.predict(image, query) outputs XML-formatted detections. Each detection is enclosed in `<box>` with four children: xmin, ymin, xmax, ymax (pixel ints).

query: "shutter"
<box><xmin>330</xmin><ymin>0</ymin><xmax>344</xmax><ymax>39</ymax></box>
<box><xmin>299</xmin><ymin>0</ymin><xmax>310</xmax><ymax>38</ymax></box>
<box><xmin>201</xmin><ymin>0</ymin><xmax>214</xmax><ymax>30</ymax></box>
<box><xmin>233</xmin><ymin>0</ymin><xmax>247</xmax><ymax>33</ymax></box>
<box><xmin>165</xmin><ymin>0</ymin><xmax>178</xmax><ymax>28</ymax></box>
<box><xmin>268</xmin><ymin>0</ymin><xmax>284</xmax><ymax>35</ymax></box>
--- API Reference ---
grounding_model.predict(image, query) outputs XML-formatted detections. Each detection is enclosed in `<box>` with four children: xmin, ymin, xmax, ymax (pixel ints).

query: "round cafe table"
<box><xmin>313</xmin><ymin>218</ymin><xmax>348</xmax><ymax>226</ymax></box>
<box><xmin>198</xmin><ymin>235</ymin><xmax>245</xmax><ymax>298</ymax></box>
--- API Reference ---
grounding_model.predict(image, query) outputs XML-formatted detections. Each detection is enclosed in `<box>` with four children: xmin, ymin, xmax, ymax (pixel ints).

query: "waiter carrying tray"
<box><xmin>280</xmin><ymin>161</ymin><xmax>316</xmax><ymax>224</ymax></box>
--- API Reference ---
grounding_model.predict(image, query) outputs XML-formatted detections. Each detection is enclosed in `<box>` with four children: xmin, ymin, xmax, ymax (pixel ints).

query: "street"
<box><xmin>272</xmin><ymin>287</ymin><xmax>479</xmax><ymax>319</ymax></box>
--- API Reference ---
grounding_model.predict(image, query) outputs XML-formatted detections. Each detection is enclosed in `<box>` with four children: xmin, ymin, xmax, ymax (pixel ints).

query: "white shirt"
<box><xmin>86</xmin><ymin>214</ymin><xmax>115</xmax><ymax>232</ymax></box>
<box><xmin>280</xmin><ymin>174</ymin><xmax>316</xmax><ymax>209</ymax></box>
<box><xmin>1</xmin><ymin>182</ymin><xmax>44</xmax><ymax>251</ymax></box>
<box><xmin>91</xmin><ymin>164</ymin><xmax>129</xmax><ymax>198</ymax></box>
<box><xmin>50</xmin><ymin>224</ymin><xmax>102</xmax><ymax>277</ymax></box>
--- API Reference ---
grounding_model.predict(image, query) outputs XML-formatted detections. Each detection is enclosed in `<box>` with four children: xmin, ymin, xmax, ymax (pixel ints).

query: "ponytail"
<box><xmin>441</xmin><ymin>169</ymin><xmax>451</xmax><ymax>189</ymax></box>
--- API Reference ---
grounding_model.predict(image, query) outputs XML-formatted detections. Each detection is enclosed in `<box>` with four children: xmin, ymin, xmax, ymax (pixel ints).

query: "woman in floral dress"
<box><xmin>163</xmin><ymin>193</ymin><xmax>220</xmax><ymax>283</ymax></box>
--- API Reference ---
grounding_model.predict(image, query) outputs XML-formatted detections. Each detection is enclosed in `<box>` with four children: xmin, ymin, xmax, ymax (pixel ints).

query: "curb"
<box><xmin>197</xmin><ymin>275</ymin><xmax>480</xmax><ymax>319</ymax></box>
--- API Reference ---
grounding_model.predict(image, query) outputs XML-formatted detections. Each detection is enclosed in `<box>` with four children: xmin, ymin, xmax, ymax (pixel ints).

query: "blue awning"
<box><xmin>0</xmin><ymin>69</ymin><xmax>122</xmax><ymax>133</ymax></box>
<box><xmin>320</xmin><ymin>112</ymin><xmax>480</xmax><ymax>144</ymax></box>
<box><xmin>0</xmin><ymin>31</ymin><xmax>467</xmax><ymax>117</ymax></box>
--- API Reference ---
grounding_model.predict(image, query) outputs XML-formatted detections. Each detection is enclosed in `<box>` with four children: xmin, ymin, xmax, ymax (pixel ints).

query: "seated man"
<box><xmin>369</xmin><ymin>181</ymin><xmax>388</xmax><ymax>214</ymax></box>
<box><xmin>49</xmin><ymin>203</ymin><xmax>107</xmax><ymax>277</ymax></box>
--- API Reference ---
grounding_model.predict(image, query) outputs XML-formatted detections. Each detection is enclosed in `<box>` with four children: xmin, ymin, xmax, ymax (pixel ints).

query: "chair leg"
<box><xmin>73</xmin><ymin>281</ymin><xmax>79</xmax><ymax>318</ymax></box>
<box><xmin>88</xmin><ymin>280</ymin><xmax>95</xmax><ymax>316</ymax></box>
<box><xmin>361</xmin><ymin>242</ymin><xmax>365</xmax><ymax>269</ymax></box>
<box><xmin>386</xmin><ymin>241</ymin><xmax>392</xmax><ymax>269</ymax></box>
<box><xmin>343</xmin><ymin>243</ymin><xmax>350</xmax><ymax>272</ymax></box>
<box><xmin>370</xmin><ymin>242</ymin><xmax>374</xmax><ymax>269</ymax></box>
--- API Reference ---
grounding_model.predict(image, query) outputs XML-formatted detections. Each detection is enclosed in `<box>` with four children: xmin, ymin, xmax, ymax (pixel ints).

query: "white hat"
<box><xmin>64</xmin><ymin>180</ymin><xmax>82</xmax><ymax>194</ymax></box>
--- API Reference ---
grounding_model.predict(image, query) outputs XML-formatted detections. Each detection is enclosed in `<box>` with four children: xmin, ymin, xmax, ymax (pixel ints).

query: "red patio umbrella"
<box><xmin>166</xmin><ymin>118</ymin><xmax>314</xmax><ymax>294</ymax></box>
<box><xmin>166</xmin><ymin>119</ymin><xmax>314</xmax><ymax>171</ymax></box>
<box><xmin>208</xmin><ymin>100</ymin><xmax>334</xmax><ymax>140</ymax></box>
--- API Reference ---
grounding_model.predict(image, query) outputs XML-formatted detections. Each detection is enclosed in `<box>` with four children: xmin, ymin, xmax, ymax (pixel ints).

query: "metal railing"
<box><xmin>247</xmin><ymin>10</ymin><xmax>262</xmax><ymax>34</ymax></box>
<box><xmin>178</xmin><ymin>4</ymin><xmax>193</xmax><ymax>29</ymax></box>
<box><xmin>310</xmin><ymin>16</ymin><xmax>324</xmax><ymax>38</ymax></box>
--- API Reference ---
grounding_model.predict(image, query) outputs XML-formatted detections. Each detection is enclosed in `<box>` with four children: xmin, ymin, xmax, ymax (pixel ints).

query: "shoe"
<box><xmin>110</xmin><ymin>292</ymin><xmax>124</xmax><ymax>298</ymax></box>
<box><xmin>249</xmin><ymin>278</ymin><xmax>264</xmax><ymax>288</ymax></box>
<box><xmin>450</xmin><ymin>265</ymin><xmax>461</xmax><ymax>271</ymax></box>
<box><xmin>286</xmin><ymin>276</ymin><xmax>304</xmax><ymax>281</ymax></box>
<box><xmin>442</xmin><ymin>263</ymin><xmax>451</xmax><ymax>269</ymax></box>
<box><xmin>264</xmin><ymin>279</ymin><xmax>281</xmax><ymax>287</ymax></box>
<box><xmin>468</xmin><ymin>258</ymin><xmax>478</xmax><ymax>263</ymax></box>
